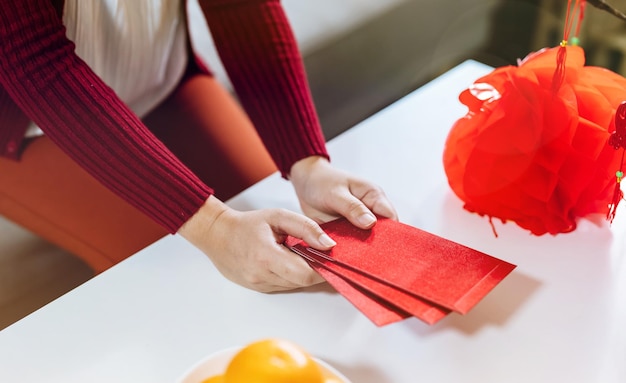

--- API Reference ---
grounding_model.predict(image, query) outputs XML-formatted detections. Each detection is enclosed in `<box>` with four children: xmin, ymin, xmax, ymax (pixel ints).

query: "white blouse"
<box><xmin>26</xmin><ymin>0</ymin><xmax>188</xmax><ymax>137</ymax></box>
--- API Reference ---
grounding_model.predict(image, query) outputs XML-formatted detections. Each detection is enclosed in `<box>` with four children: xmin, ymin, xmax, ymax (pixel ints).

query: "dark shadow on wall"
<box><xmin>303</xmin><ymin>0</ymin><xmax>542</xmax><ymax>140</ymax></box>
<box><xmin>473</xmin><ymin>0</ymin><xmax>543</xmax><ymax>66</ymax></box>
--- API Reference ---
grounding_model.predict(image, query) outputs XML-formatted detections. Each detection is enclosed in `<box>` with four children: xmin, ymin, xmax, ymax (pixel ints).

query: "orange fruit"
<box><xmin>223</xmin><ymin>339</ymin><xmax>325</xmax><ymax>383</ymax></box>
<box><xmin>201</xmin><ymin>376</ymin><xmax>223</xmax><ymax>383</ymax></box>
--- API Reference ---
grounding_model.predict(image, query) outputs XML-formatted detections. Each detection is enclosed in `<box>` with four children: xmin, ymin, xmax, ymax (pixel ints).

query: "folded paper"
<box><xmin>291</xmin><ymin>243</ymin><xmax>449</xmax><ymax>325</ymax></box>
<box><xmin>287</xmin><ymin>217</ymin><xmax>516</xmax><ymax>326</ymax></box>
<box><xmin>304</xmin><ymin>258</ymin><xmax>410</xmax><ymax>327</ymax></box>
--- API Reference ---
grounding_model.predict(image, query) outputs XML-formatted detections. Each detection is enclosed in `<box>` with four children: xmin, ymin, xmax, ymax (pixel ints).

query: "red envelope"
<box><xmin>305</xmin><ymin>260</ymin><xmax>410</xmax><ymax>327</ymax></box>
<box><xmin>290</xmin><ymin>243</ymin><xmax>450</xmax><ymax>325</ymax></box>
<box><xmin>293</xmin><ymin>217</ymin><xmax>516</xmax><ymax>314</ymax></box>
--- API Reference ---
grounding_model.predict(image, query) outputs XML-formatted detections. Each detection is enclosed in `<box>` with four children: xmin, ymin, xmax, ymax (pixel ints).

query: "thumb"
<box><xmin>331</xmin><ymin>194</ymin><xmax>377</xmax><ymax>230</ymax></box>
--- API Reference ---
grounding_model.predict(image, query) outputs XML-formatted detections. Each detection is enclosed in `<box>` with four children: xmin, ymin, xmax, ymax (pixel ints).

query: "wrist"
<box><xmin>289</xmin><ymin>156</ymin><xmax>329</xmax><ymax>184</ymax></box>
<box><xmin>178</xmin><ymin>195</ymin><xmax>229</xmax><ymax>243</ymax></box>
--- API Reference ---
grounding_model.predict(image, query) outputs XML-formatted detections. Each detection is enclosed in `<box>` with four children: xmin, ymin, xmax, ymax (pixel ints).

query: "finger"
<box><xmin>270</xmin><ymin>245</ymin><xmax>325</xmax><ymax>287</ymax></box>
<box><xmin>221</xmin><ymin>261</ymin><xmax>292</xmax><ymax>293</ymax></box>
<box><xmin>229</xmin><ymin>260</ymin><xmax>315</xmax><ymax>293</ymax></box>
<box><xmin>269</xmin><ymin>209</ymin><xmax>336</xmax><ymax>250</ymax></box>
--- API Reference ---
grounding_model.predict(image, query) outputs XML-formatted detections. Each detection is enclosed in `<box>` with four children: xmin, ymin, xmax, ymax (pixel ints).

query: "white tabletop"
<box><xmin>1</xmin><ymin>60</ymin><xmax>625</xmax><ymax>383</ymax></box>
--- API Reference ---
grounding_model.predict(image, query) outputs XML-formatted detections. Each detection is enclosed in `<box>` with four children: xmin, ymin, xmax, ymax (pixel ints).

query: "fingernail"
<box><xmin>358</xmin><ymin>213</ymin><xmax>376</xmax><ymax>227</ymax></box>
<box><xmin>319</xmin><ymin>233</ymin><xmax>336</xmax><ymax>247</ymax></box>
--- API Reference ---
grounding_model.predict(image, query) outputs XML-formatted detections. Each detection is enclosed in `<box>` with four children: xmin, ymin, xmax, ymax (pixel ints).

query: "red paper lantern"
<box><xmin>443</xmin><ymin>46</ymin><xmax>626</xmax><ymax>235</ymax></box>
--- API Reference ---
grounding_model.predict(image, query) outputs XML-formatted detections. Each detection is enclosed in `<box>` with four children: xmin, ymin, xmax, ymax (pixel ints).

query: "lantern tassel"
<box><xmin>553</xmin><ymin>0</ymin><xmax>585</xmax><ymax>93</ymax></box>
<box><xmin>607</xmin><ymin>102</ymin><xmax>626</xmax><ymax>223</ymax></box>
<box><xmin>607</xmin><ymin>171</ymin><xmax>624</xmax><ymax>223</ymax></box>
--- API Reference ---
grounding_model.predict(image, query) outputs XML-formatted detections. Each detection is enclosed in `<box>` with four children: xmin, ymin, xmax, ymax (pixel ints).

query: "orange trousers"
<box><xmin>0</xmin><ymin>73</ymin><xmax>277</xmax><ymax>272</ymax></box>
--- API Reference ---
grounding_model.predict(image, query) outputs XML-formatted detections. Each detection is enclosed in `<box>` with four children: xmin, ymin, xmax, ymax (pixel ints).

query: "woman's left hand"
<box><xmin>289</xmin><ymin>156</ymin><xmax>398</xmax><ymax>229</ymax></box>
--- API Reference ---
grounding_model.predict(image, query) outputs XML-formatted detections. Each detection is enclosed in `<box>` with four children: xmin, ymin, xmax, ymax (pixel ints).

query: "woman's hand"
<box><xmin>178</xmin><ymin>196</ymin><xmax>335</xmax><ymax>292</ymax></box>
<box><xmin>289</xmin><ymin>156</ymin><xmax>398</xmax><ymax>228</ymax></box>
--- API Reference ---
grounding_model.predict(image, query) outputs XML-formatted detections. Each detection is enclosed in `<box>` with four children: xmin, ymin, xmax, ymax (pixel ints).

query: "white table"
<box><xmin>1</xmin><ymin>61</ymin><xmax>625</xmax><ymax>383</ymax></box>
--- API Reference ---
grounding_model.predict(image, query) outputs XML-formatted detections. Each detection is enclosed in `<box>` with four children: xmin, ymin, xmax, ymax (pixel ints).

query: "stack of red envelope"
<box><xmin>286</xmin><ymin>217</ymin><xmax>516</xmax><ymax>326</ymax></box>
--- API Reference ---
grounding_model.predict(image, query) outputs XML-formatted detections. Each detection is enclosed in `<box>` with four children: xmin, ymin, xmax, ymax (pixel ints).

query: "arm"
<box><xmin>199</xmin><ymin>0</ymin><xmax>398</xmax><ymax>226</ymax></box>
<box><xmin>198</xmin><ymin>0</ymin><xmax>328</xmax><ymax>177</ymax></box>
<box><xmin>0</xmin><ymin>0</ymin><xmax>211</xmax><ymax>232</ymax></box>
<box><xmin>0</xmin><ymin>0</ymin><xmax>331</xmax><ymax>293</ymax></box>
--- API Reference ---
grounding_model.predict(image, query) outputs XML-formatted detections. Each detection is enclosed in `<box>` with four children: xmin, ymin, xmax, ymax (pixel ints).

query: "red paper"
<box><xmin>305</xmin><ymin>260</ymin><xmax>410</xmax><ymax>326</ymax></box>
<box><xmin>291</xmin><ymin>243</ymin><xmax>450</xmax><ymax>325</ymax></box>
<box><xmin>292</xmin><ymin>217</ymin><xmax>516</xmax><ymax>314</ymax></box>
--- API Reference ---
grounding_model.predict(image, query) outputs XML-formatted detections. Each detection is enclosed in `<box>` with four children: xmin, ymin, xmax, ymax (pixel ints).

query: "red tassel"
<box><xmin>607</xmin><ymin>174</ymin><xmax>623</xmax><ymax>223</ymax></box>
<box><xmin>488</xmin><ymin>216</ymin><xmax>499</xmax><ymax>238</ymax></box>
<box><xmin>552</xmin><ymin>44</ymin><xmax>567</xmax><ymax>94</ymax></box>
<box><xmin>552</xmin><ymin>0</ymin><xmax>582</xmax><ymax>93</ymax></box>
<box><xmin>607</xmin><ymin>103</ymin><xmax>626</xmax><ymax>223</ymax></box>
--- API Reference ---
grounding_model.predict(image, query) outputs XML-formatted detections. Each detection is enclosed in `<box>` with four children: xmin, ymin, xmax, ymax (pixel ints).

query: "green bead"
<box><xmin>571</xmin><ymin>36</ymin><xmax>580</xmax><ymax>46</ymax></box>
<box><xmin>617</xmin><ymin>170</ymin><xmax>623</xmax><ymax>178</ymax></box>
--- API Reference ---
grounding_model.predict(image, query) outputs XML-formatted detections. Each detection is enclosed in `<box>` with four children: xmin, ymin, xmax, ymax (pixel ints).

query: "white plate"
<box><xmin>177</xmin><ymin>346</ymin><xmax>351</xmax><ymax>383</ymax></box>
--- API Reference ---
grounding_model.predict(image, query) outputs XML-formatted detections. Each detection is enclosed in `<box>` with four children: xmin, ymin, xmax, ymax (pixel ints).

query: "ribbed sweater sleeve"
<box><xmin>199</xmin><ymin>0</ymin><xmax>329</xmax><ymax>177</ymax></box>
<box><xmin>0</xmin><ymin>0</ymin><xmax>213</xmax><ymax>233</ymax></box>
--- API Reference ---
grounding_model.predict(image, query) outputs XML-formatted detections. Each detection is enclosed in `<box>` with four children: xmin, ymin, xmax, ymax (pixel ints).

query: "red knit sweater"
<box><xmin>0</xmin><ymin>0</ymin><xmax>328</xmax><ymax>233</ymax></box>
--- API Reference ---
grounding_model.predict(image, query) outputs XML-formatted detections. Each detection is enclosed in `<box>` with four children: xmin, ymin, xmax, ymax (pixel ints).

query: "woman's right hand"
<box><xmin>178</xmin><ymin>196</ymin><xmax>335</xmax><ymax>292</ymax></box>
